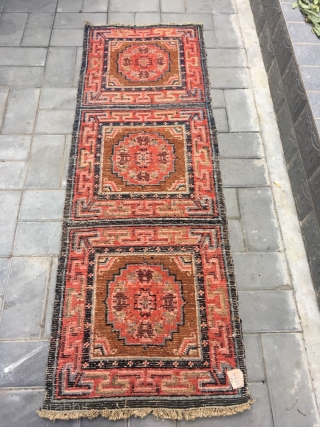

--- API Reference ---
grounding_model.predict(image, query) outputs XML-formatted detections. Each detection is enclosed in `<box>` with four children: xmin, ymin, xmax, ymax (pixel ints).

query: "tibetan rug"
<box><xmin>38</xmin><ymin>24</ymin><xmax>252</xmax><ymax>421</ymax></box>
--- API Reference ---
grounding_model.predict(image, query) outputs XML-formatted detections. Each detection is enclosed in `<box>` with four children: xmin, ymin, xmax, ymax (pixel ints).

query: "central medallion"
<box><xmin>106</xmin><ymin>264</ymin><xmax>185</xmax><ymax>346</ymax></box>
<box><xmin>118</xmin><ymin>44</ymin><xmax>170</xmax><ymax>83</ymax></box>
<box><xmin>112</xmin><ymin>131</ymin><xmax>176</xmax><ymax>186</ymax></box>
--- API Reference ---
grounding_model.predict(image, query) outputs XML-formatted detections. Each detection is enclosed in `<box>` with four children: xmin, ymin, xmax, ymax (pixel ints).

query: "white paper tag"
<box><xmin>227</xmin><ymin>369</ymin><xmax>244</xmax><ymax>389</ymax></box>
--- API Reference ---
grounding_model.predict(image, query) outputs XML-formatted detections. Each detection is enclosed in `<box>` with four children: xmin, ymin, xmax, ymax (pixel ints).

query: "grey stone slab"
<box><xmin>307</xmin><ymin>91</ymin><xmax>320</xmax><ymax>118</ymax></box>
<box><xmin>301</xmin><ymin>210</ymin><xmax>320</xmax><ymax>295</ymax></box>
<box><xmin>294</xmin><ymin>43</ymin><xmax>320</xmax><ymax>66</ymax></box>
<box><xmin>262</xmin><ymin>0</ymin><xmax>282</xmax><ymax>35</ymax></box>
<box><xmin>206</xmin><ymin>48</ymin><xmax>247</xmax><ymax>68</ymax></box>
<box><xmin>82</xmin><ymin>418</ymin><xmax>126</xmax><ymax>427</ymax></box>
<box><xmin>0</xmin><ymin>13</ymin><xmax>28</xmax><ymax>46</ymax></box>
<box><xmin>262</xmin><ymin>333</ymin><xmax>319</xmax><ymax>427</ymax></box>
<box><xmin>61</xmin><ymin>134</ymin><xmax>72</xmax><ymax>187</ymax></box>
<box><xmin>108</xmin><ymin>12</ymin><xmax>135</xmax><ymax>24</ymax></box>
<box><xmin>243</xmin><ymin>334</ymin><xmax>265</xmax><ymax>381</ymax></box>
<box><xmin>0</xmin><ymin>135</ymin><xmax>31</xmax><ymax>160</ymax></box>
<box><xmin>0</xmin><ymin>257</ymin><xmax>50</xmax><ymax>338</ymax></box>
<box><xmin>213</xmin><ymin>14</ymin><xmax>243</xmax><ymax>47</ymax></box>
<box><xmin>233</xmin><ymin>253</ymin><xmax>290</xmax><ymax>290</ymax></box>
<box><xmin>25</xmin><ymin>135</ymin><xmax>65</xmax><ymax>189</ymax></box>
<box><xmin>2</xmin><ymin>88</ymin><xmax>40</xmax><ymax>133</ymax></box>
<box><xmin>0</xmin><ymin>66</ymin><xmax>44</xmax><ymax>87</ymax></box>
<box><xmin>203</xmin><ymin>31</ymin><xmax>217</xmax><ymax>48</ymax></box>
<box><xmin>0</xmin><ymin>258</ymin><xmax>9</xmax><ymax>296</ymax></box>
<box><xmin>0</xmin><ymin>341</ymin><xmax>49</xmax><ymax>387</ymax></box>
<box><xmin>225</xmin><ymin>89</ymin><xmax>260</xmax><ymax>132</ymax></box>
<box><xmin>0</xmin><ymin>161</ymin><xmax>26</xmax><ymax>189</ymax></box>
<box><xmin>73</xmin><ymin>46</ymin><xmax>83</xmax><ymax>86</ymax></box>
<box><xmin>213</xmin><ymin>108</ymin><xmax>228</xmax><ymax>132</ymax></box>
<box><xmin>210</xmin><ymin>89</ymin><xmax>225</xmax><ymax>107</ymax></box>
<box><xmin>161</xmin><ymin>13</ymin><xmax>214</xmax><ymax>30</ymax></box>
<box><xmin>250</xmin><ymin>0</ymin><xmax>266</xmax><ymax>35</ymax></box>
<box><xmin>178</xmin><ymin>383</ymin><xmax>273</xmax><ymax>426</ymax></box>
<box><xmin>0</xmin><ymin>87</ymin><xmax>9</xmax><ymax>130</ymax></box>
<box><xmin>43</xmin><ymin>257</ymin><xmax>57</xmax><ymax>338</ymax></box>
<box><xmin>288</xmin><ymin>22</ymin><xmax>319</xmax><ymax>43</ymax></box>
<box><xmin>131</xmin><ymin>416</ymin><xmax>175</xmax><ymax>427</ymax></box>
<box><xmin>20</xmin><ymin>190</ymin><xmax>65</xmax><ymax>220</ymax></box>
<box><xmin>135</xmin><ymin>13</ymin><xmax>161</xmax><ymax>24</ymax></box>
<box><xmin>276</xmin><ymin>103</ymin><xmax>298</xmax><ymax>165</ymax></box>
<box><xmin>57</xmin><ymin>0</ymin><xmax>83</xmax><ymax>12</ymax></box>
<box><xmin>21</xmin><ymin>13</ymin><xmax>54</xmax><ymax>47</ymax></box>
<box><xmin>0</xmin><ymin>47</ymin><xmax>47</xmax><ymax>65</ymax></box>
<box><xmin>300</xmin><ymin>66</ymin><xmax>320</xmax><ymax>90</ymax></box>
<box><xmin>239</xmin><ymin>291</ymin><xmax>300</xmax><ymax>332</ymax></box>
<box><xmin>228</xmin><ymin>219</ymin><xmax>245</xmax><ymax>252</ymax></box>
<box><xmin>259</xmin><ymin>22</ymin><xmax>275</xmax><ymax>72</ymax></box>
<box><xmin>35</xmin><ymin>110</ymin><xmax>75</xmax><ymax>134</ymax></box>
<box><xmin>4</xmin><ymin>0</ymin><xmax>57</xmax><ymax>12</ymax></box>
<box><xmin>13</xmin><ymin>222</ymin><xmax>62</xmax><ymax>256</ymax></box>
<box><xmin>39</xmin><ymin>87</ymin><xmax>77</xmax><ymax>109</ymax></box>
<box><xmin>54</xmin><ymin>12</ymin><xmax>107</xmax><ymax>28</ymax></box>
<box><xmin>209</xmin><ymin>68</ymin><xmax>250</xmax><ymax>89</ymax></box>
<box><xmin>0</xmin><ymin>0</ymin><xmax>5</xmax><ymax>12</ymax></box>
<box><xmin>50</xmin><ymin>28</ymin><xmax>84</xmax><ymax>46</ymax></box>
<box><xmin>0</xmin><ymin>191</ymin><xmax>21</xmax><ymax>256</ymax></box>
<box><xmin>218</xmin><ymin>132</ymin><xmax>264</xmax><ymax>158</ymax></box>
<box><xmin>283</xmin><ymin>58</ymin><xmax>307</xmax><ymax>123</ymax></box>
<box><xmin>267</xmin><ymin>60</ymin><xmax>286</xmax><ymax>115</ymax></box>
<box><xmin>280</xmin><ymin>2</ymin><xmax>305</xmax><ymax>22</ymax></box>
<box><xmin>186</xmin><ymin>0</ymin><xmax>236</xmax><ymax>13</ymax></box>
<box><xmin>161</xmin><ymin>0</ymin><xmax>185</xmax><ymax>12</ymax></box>
<box><xmin>295</xmin><ymin>104</ymin><xmax>320</xmax><ymax>178</ymax></box>
<box><xmin>110</xmin><ymin>0</ymin><xmax>159</xmax><ymax>12</ymax></box>
<box><xmin>310</xmin><ymin>166</ymin><xmax>320</xmax><ymax>224</ymax></box>
<box><xmin>44</xmin><ymin>47</ymin><xmax>76</xmax><ymax>87</ymax></box>
<box><xmin>288</xmin><ymin>151</ymin><xmax>314</xmax><ymax>221</ymax></box>
<box><xmin>273</xmin><ymin>15</ymin><xmax>291</xmax><ymax>69</ymax></box>
<box><xmin>0</xmin><ymin>389</ymin><xmax>77</xmax><ymax>427</ymax></box>
<box><xmin>220</xmin><ymin>159</ymin><xmax>268</xmax><ymax>186</ymax></box>
<box><xmin>83</xmin><ymin>0</ymin><xmax>109</xmax><ymax>12</ymax></box>
<box><xmin>223</xmin><ymin>188</ymin><xmax>240</xmax><ymax>218</ymax></box>
<box><xmin>238</xmin><ymin>188</ymin><xmax>281</xmax><ymax>251</ymax></box>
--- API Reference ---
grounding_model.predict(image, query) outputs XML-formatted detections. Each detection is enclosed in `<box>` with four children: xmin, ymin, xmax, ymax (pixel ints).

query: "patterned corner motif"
<box><xmin>82</xmin><ymin>26</ymin><xmax>206</xmax><ymax>106</ymax></box>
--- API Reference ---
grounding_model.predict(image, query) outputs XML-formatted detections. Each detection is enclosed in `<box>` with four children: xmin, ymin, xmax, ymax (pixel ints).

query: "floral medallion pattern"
<box><xmin>118</xmin><ymin>44</ymin><xmax>170</xmax><ymax>83</ymax></box>
<box><xmin>106</xmin><ymin>264</ymin><xmax>184</xmax><ymax>346</ymax></box>
<box><xmin>112</xmin><ymin>132</ymin><xmax>176</xmax><ymax>186</ymax></box>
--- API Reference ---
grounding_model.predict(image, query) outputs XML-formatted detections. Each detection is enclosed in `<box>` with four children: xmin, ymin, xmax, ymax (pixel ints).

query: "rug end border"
<box><xmin>37</xmin><ymin>399</ymin><xmax>254</xmax><ymax>421</ymax></box>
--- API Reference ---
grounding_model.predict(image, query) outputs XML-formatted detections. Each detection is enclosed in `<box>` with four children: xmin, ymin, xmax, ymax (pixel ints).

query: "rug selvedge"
<box><xmin>38</xmin><ymin>23</ymin><xmax>253</xmax><ymax>421</ymax></box>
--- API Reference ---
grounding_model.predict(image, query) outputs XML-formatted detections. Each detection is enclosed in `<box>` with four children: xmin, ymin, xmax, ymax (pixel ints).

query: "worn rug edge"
<box><xmin>37</xmin><ymin>400</ymin><xmax>254</xmax><ymax>421</ymax></box>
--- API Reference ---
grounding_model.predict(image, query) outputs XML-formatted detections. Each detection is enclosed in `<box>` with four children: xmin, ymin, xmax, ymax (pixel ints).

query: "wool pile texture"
<box><xmin>38</xmin><ymin>24</ymin><xmax>253</xmax><ymax>421</ymax></box>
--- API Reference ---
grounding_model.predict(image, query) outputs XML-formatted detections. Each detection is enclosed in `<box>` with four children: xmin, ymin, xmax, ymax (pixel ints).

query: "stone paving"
<box><xmin>0</xmin><ymin>0</ymin><xmax>320</xmax><ymax>426</ymax></box>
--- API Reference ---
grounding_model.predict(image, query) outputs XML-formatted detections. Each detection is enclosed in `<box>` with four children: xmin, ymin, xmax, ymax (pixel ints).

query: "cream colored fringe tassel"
<box><xmin>38</xmin><ymin>400</ymin><xmax>253</xmax><ymax>421</ymax></box>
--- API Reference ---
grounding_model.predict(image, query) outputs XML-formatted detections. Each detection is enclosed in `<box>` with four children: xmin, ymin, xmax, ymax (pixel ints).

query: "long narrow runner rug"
<box><xmin>38</xmin><ymin>24</ymin><xmax>252</xmax><ymax>421</ymax></box>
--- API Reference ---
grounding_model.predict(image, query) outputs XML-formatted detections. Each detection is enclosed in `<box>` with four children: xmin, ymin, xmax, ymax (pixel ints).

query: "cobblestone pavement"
<box><xmin>0</xmin><ymin>0</ymin><xmax>320</xmax><ymax>426</ymax></box>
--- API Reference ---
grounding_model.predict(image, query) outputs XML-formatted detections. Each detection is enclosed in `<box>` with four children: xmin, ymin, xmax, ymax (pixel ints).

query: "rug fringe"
<box><xmin>37</xmin><ymin>400</ymin><xmax>254</xmax><ymax>421</ymax></box>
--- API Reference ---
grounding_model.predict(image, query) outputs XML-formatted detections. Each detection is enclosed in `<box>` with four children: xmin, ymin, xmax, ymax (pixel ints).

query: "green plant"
<box><xmin>293</xmin><ymin>0</ymin><xmax>320</xmax><ymax>37</ymax></box>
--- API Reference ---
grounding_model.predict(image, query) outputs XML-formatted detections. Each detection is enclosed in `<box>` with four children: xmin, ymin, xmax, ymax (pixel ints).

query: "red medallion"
<box><xmin>106</xmin><ymin>264</ymin><xmax>184</xmax><ymax>346</ymax></box>
<box><xmin>118</xmin><ymin>44</ymin><xmax>170</xmax><ymax>82</ymax></box>
<box><xmin>112</xmin><ymin>131</ymin><xmax>176</xmax><ymax>186</ymax></box>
